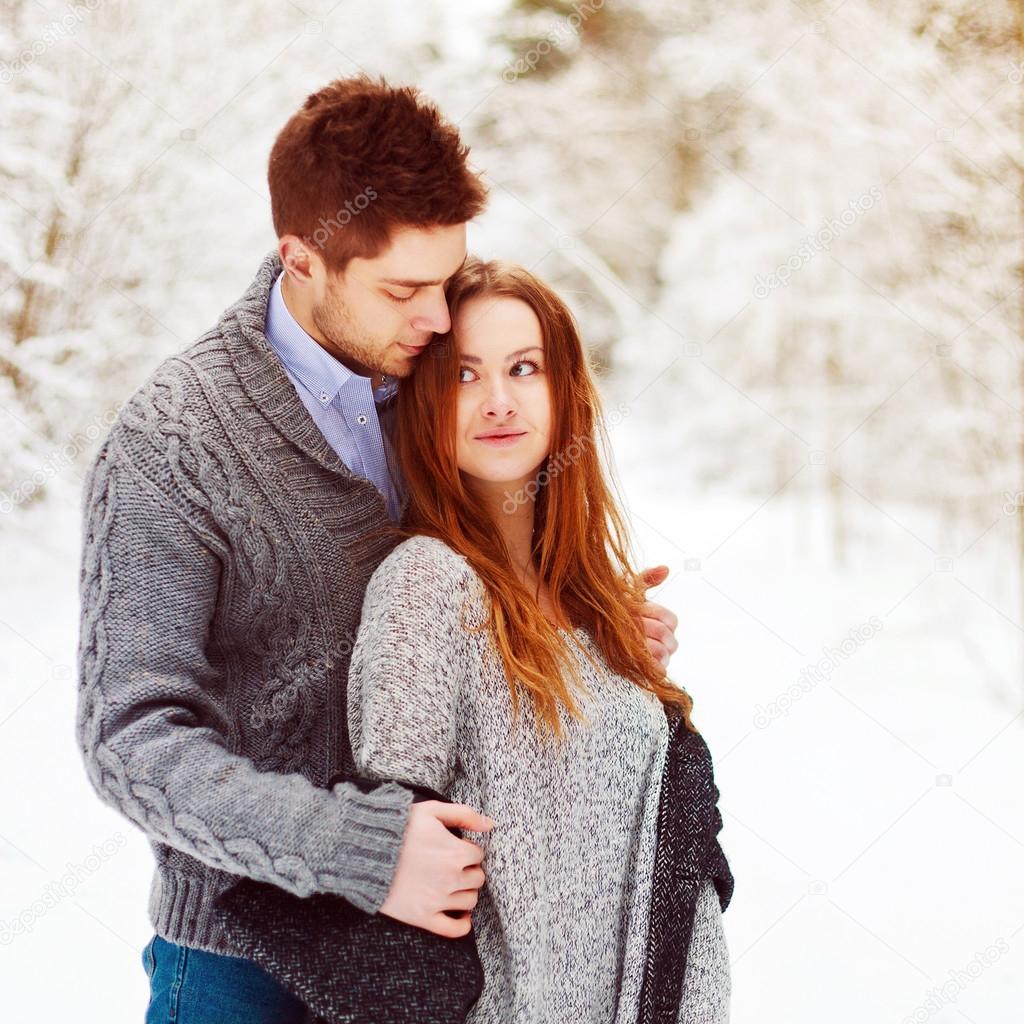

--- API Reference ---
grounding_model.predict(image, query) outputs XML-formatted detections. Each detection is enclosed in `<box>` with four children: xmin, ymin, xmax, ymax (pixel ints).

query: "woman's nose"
<box><xmin>480</xmin><ymin>382</ymin><xmax>516</xmax><ymax>419</ymax></box>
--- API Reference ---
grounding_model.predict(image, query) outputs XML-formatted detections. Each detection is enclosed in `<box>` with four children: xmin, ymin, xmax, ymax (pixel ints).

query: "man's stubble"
<box><xmin>310</xmin><ymin>287</ymin><xmax>416</xmax><ymax>381</ymax></box>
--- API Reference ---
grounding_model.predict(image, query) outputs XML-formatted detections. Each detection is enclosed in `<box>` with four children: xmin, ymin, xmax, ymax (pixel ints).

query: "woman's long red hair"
<box><xmin>394</xmin><ymin>257</ymin><xmax>697</xmax><ymax>743</ymax></box>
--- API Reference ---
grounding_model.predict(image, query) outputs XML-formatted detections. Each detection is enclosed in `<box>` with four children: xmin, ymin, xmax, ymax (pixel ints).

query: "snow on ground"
<box><xmin>1</xmin><ymin>437</ymin><xmax>1022</xmax><ymax>1021</ymax></box>
<box><xmin>613</xmin><ymin>416</ymin><xmax>1024</xmax><ymax>1022</ymax></box>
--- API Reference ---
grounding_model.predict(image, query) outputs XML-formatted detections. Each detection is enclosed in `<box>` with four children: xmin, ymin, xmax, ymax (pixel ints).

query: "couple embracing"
<box><xmin>75</xmin><ymin>74</ymin><xmax>733</xmax><ymax>1024</ymax></box>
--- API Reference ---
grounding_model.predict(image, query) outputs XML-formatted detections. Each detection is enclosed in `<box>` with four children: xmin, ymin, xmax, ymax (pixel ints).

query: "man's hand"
<box><xmin>378</xmin><ymin>801</ymin><xmax>494</xmax><ymax>938</ymax></box>
<box><xmin>639</xmin><ymin>565</ymin><xmax>680</xmax><ymax>670</ymax></box>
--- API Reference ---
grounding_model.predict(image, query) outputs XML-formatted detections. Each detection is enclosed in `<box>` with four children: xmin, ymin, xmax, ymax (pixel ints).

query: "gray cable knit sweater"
<box><xmin>348</xmin><ymin>535</ymin><xmax>731</xmax><ymax>1023</ymax></box>
<box><xmin>74</xmin><ymin>250</ymin><xmax>416</xmax><ymax>956</ymax></box>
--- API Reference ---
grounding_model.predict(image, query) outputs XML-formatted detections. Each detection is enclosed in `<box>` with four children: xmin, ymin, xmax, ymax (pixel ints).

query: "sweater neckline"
<box><xmin>221</xmin><ymin>250</ymin><xmax>405</xmax><ymax>512</ymax></box>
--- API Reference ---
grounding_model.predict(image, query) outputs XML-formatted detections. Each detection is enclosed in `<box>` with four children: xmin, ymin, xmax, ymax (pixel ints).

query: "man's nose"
<box><xmin>410</xmin><ymin>291</ymin><xmax>451</xmax><ymax>335</ymax></box>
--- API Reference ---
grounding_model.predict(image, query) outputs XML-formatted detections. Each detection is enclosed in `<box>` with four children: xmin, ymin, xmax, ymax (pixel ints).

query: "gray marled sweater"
<box><xmin>74</xmin><ymin>250</ymin><xmax>415</xmax><ymax>956</ymax></box>
<box><xmin>348</xmin><ymin>535</ymin><xmax>731</xmax><ymax>1023</ymax></box>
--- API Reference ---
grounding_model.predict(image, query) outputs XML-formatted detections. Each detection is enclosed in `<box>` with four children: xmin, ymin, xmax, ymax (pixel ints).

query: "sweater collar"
<box><xmin>221</xmin><ymin>249</ymin><xmax>371</xmax><ymax>483</ymax></box>
<box><xmin>264</xmin><ymin>269</ymin><xmax>399</xmax><ymax>408</ymax></box>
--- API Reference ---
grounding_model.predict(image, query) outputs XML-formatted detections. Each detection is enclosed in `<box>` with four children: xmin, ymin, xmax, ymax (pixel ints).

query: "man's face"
<box><xmin>291</xmin><ymin>223</ymin><xmax>467</xmax><ymax>380</ymax></box>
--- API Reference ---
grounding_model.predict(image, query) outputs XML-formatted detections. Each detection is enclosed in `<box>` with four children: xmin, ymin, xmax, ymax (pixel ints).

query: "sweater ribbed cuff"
<box><xmin>325</xmin><ymin>779</ymin><xmax>415</xmax><ymax>913</ymax></box>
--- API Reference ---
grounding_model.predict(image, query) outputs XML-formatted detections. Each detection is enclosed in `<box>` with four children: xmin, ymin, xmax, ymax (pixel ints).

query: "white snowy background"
<box><xmin>1</xmin><ymin>0</ymin><xmax>1022</xmax><ymax>1020</ymax></box>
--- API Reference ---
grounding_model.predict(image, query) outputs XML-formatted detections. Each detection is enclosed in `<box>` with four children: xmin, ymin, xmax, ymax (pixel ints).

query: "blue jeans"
<box><xmin>142</xmin><ymin>933</ymin><xmax>313</xmax><ymax>1023</ymax></box>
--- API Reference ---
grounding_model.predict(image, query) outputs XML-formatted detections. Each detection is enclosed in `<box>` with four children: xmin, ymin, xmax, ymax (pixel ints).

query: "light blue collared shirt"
<box><xmin>264</xmin><ymin>270</ymin><xmax>402</xmax><ymax>521</ymax></box>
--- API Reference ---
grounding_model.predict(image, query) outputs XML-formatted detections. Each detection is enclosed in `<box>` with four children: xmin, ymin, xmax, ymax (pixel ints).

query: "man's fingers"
<box><xmin>431</xmin><ymin>910</ymin><xmax>473</xmax><ymax>939</ymax></box>
<box><xmin>645</xmin><ymin>637</ymin><xmax>671</xmax><ymax>669</ymax></box>
<box><xmin>460</xmin><ymin>865</ymin><xmax>486</xmax><ymax>890</ymax></box>
<box><xmin>637</xmin><ymin>569</ymin><xmax>680</xmax><ymax>671</ymax></box>
<box><xmin>382</xmin><ymin>803</ymin><xmax>492</xmax><ymax>938</ymax></box>
<box><xmin>430</xmin><ymin>801</ymin><xmax>494</xmax><ymax>834</ymax></box>
<box><xmin>641</xmin><ymin>615</ymin><xmax>679</xmax><ymax>655</ymax></box>
<box><xmin>420</xmin><ymin>801</ymin><xmax>492</xmax><ymax>867</ymax></box>
<box><xmin>640</xmin><ymin>600</ymin><xmax>679</xmax><ymax>634</ymax></box>
<box><xmin>446</xmin><ymin>888</ymin><xmax>481</xmax><ymax>911</ymax></box>
<box><xmin>639</xmin><ymin>564</ymin><xmax>670</xmax><ymax>589</ymax></box>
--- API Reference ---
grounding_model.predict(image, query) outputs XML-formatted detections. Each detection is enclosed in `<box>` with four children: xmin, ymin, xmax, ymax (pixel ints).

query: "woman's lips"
<box><xmin>475</xmin><ymin>432</ymin><xmax>527</xmax><ymax>448</ymax></box>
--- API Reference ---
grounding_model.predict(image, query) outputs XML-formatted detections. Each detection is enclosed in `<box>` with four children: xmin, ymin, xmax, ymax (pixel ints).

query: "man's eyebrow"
<box><xmin>460</xmin><ymin>346</ymin><xmax>543</xmax><ymax>366</ymax></box>
<box><xmin>381</xmin><ymin>255</ymin><xmax>469</xmax><ymax>289</ymax></box>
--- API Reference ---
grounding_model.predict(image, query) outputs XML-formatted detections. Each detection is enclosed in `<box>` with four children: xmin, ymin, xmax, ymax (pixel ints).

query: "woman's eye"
<box><xmin>458</xmin><ymin>367</ymin><xmax>477</xmax><ymax>384</ymax></box>
<box><xmin>386</xmin><ymin>290</ymin><xmax>416</xmax><ymax>304</ymax></box>
<box><xmin>510</xmin><ymin>359</ymin><xmax>541</xmax><ymax>377</ymax></box>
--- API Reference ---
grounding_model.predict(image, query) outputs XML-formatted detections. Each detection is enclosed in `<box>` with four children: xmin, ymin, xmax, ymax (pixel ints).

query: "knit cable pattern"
<box><xmin>116</xmin><ymin>364</ymin><xmax>323</xmax><ymax>771</ymax></box>
<box><xmin>74</xmin><ymin>250</ymin><xmax>415</xmax><ymax>931</ymax></box>
<box><xmin>77</xmin><ymin>433</ymin><xmax>330</xmax><ymax>896</ymax></box>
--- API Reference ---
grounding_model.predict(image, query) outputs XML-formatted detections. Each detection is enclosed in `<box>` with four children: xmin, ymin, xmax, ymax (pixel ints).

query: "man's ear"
<box><xmin>278</xmin><ymin>232</ymin><xmax>317</xmax><ymax>280</ymax></box>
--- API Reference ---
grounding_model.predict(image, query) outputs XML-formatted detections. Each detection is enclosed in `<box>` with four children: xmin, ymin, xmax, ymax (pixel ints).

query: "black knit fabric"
<box><xmin>638</xmin><ymin>708</ymin><xmax>735</xmax><ymax>1024</ymax></box>
<box><xmin>212</xmin><ymin>707</ymin><xmax>734</xmax><ymax>1023</ymax></box>
<box><xmin>213</xmin><ymin>777</ymin><xmax>484</xmax><ymax>1024</ymax></box>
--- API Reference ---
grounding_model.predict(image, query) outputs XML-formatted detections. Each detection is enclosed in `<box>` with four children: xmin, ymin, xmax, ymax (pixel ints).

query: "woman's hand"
<box><xmin>639</xmin><ymin>565</ymin><xmax>680</xmax><ymax>670</ymax></box>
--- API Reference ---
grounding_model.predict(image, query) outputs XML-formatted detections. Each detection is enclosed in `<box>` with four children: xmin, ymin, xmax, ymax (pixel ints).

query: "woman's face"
<box><xmin>454</xmin><ymin>294</ymin><xmax>552</xmax><ymax>497</ymax></box>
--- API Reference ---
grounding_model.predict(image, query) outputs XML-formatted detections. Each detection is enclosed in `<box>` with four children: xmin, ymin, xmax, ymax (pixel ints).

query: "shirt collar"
<box><xmin>265</xmin><ymin>271</ymin><xmax>398</xmax><ymax>406</ymax></box>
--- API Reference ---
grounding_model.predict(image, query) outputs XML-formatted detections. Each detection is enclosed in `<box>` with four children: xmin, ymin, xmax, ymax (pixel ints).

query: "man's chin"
<box><xmin>381</xmin><ymin>355</ymin><xmax>416</xmax><ymax>378</ymax></box>
<box><xmin>388</xmin><ymin>342</ymin><xmax>432</xmax><ymax>373</ymax></box>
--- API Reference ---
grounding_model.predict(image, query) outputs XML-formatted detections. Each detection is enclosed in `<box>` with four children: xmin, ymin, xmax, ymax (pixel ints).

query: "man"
<box><xmin>75</xmin><ymin>74</ymin><xmax>679</xmax><ymax>1023</ymax></box>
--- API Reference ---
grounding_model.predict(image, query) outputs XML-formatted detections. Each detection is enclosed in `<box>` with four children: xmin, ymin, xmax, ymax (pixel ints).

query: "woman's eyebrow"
<box><xmin>461</xmin><ymin>346</ymin><xmax>543</xmax><ymax>365</ymax></box>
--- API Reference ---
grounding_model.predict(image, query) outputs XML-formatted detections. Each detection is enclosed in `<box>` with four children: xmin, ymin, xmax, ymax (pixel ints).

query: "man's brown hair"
<box><xmin>268</xmin><ymin>74</ymin><xmax>488</xmax><ymax>273</ymax></box>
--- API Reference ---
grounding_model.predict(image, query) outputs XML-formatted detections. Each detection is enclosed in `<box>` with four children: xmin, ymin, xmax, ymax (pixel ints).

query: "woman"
<box><xmin>346</xmin><ymin>257</ymin><xmax>731</xmax><ymax>1023</ymax></box>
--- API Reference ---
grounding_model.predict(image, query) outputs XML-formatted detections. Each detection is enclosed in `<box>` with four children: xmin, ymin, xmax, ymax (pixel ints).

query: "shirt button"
<box><xmin>319</xmin><ymin>392</ymin><xmax>329</xmax><ymax>403</ymax></box>
<box><xmin>356</xmin><ymin>414</ymin><xmax>368</xmax><ymax>425</ymax></box>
